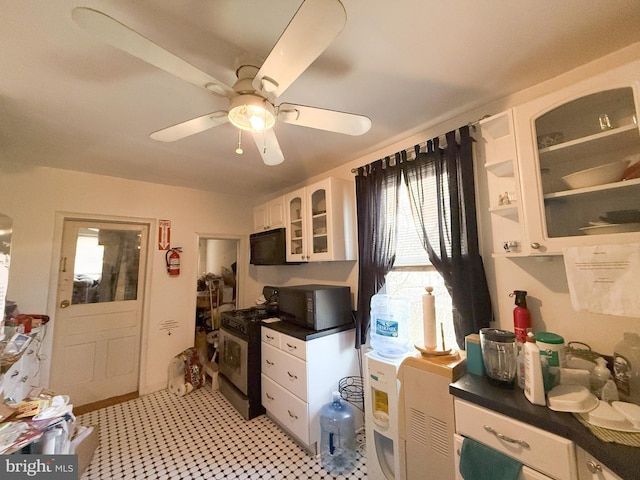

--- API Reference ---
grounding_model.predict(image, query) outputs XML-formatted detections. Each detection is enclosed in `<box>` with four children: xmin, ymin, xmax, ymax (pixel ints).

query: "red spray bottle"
<box><xmin>511</xmin><ymin>290</ymin><xmax>531</xmax><ymax>344</ymax></box>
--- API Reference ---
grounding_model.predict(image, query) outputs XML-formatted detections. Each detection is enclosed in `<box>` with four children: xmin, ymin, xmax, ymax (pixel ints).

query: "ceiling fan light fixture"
<box><xmin>228</xmin><ymin>95</ymin><xmax>276</xmax><ymax>132</ymax></box>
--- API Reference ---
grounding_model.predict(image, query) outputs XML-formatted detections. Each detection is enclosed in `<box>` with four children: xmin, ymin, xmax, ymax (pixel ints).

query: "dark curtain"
<box><xmin>402</xmin><ymin>126</ymin><xmax>492</xmax><ymax>348</ymax></box>
<box><xmin>354</xmin><ymin>156</ymin><xmax>402</xmax><ymax>348</ymax></box>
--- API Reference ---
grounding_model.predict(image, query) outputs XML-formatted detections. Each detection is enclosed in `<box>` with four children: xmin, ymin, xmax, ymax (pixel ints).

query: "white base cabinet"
<box><xmin>454</xmin><ymin>399</ymin><xmax>578</xmax><ymax>480</ymax></box>
<box><xmin>261</xmin><ymin>325</ymin><xmax>358</xmax><ymax>454</ymax></box>
<box><xmin>576</xmin><ymin>447</ymin><xmax>622</xmax><ymax>480</ymax></box>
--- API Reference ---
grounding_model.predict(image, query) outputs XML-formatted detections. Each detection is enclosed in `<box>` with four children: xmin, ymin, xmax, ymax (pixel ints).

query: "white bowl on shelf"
<box><xmin>562</xmin><ymin>159</ymin><xmax>630</xmax><ymax>190</ymax></box>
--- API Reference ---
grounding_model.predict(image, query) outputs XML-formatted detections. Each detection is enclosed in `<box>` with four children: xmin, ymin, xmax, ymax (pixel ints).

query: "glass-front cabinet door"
<box><xmin>515</xmin><ymin>75</ymin><xmax>640</xmax><ymax>254</ymax></box>
<box><xmin>286</xmin><ymin>188</ymin><xmax>307</xmax><ymax>262</ymax></box>
<box><xmin>308</xmin><ymin>182</ymin><xmax>331</xmax><ymax>261</ymax></box>
<box><xmin>284</xmin><ymin>176</ymin><xmax>355</xmax><ymax>262</ymax></box>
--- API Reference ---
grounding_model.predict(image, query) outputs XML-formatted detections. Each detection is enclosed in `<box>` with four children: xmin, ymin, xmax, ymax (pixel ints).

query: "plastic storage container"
<box><xmin>319</xmin><ymin>391</ymin><xmax>357</xmax><ymax>475</ymax></box>
<box><xmin>613</xmin><ymin>332</ymin><xmax>640</xmax><ymax>405</ymax></box>
<box><xmin>369</xmin><ymin>294</ymin><xmax>411</xmax><ymax>357</ymax></box>
<box><xmin>535</xmin><ymin>332</ymin><xmax>566</xmax><ymax>368</ymax></box>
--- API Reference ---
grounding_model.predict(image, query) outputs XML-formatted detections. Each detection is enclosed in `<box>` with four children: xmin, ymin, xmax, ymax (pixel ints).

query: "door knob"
<box><xmin>60</xmin><ymin>300</ymin><xmax>70</xmax><ymax>308</ymax></box>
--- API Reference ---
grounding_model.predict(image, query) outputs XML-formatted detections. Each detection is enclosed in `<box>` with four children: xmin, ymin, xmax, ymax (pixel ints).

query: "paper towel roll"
<box><xmin>176</xmin><ymin>383</ymin><xmax>194</xmax><ymax>396</ymax></box>
<box><xmin>423</xmin><ymin>286</ymin><xmax>437</xmax><ymax>349</ymax></box>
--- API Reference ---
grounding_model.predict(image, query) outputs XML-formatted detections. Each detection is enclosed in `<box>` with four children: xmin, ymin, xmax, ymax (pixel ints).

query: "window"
<box><xmin>383</xmin><ymin>178</ymin><xmax>457</xmax><ymax>351</ymax></box>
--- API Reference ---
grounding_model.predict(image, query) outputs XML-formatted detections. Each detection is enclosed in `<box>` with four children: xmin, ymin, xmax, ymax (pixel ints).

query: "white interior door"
<box><xmin>50</xmin><ymin>220</ymin><xmax>148</xmax><ymax>406</ymax></box>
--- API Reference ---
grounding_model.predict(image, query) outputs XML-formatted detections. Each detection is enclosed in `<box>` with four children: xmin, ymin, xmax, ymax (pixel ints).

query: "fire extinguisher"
<box><xmin>166</xmin><ymin>247</ymin><xmax>182</xmax><ymax>276</ymax></box>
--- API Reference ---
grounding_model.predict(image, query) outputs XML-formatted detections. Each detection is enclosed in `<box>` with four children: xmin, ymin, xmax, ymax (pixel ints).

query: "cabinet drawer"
<box><xmin>261</xmin><ymin>327</ymin><xmax>280</xmax><ymax>348</ymax></box>
<box><xmin>280</xmin><ymin>334</ymin><xmax>306</xmax><ymax>361</ymax></box>
<box><xmin>454</xmin><ymin>434</ymin><xmax>554</xmax><ymax>480</ymax></box>
<box><xmin>454</xmin><ymin>399</ymin><xmax>577</xmax><ymax>480</ymax></box>
<box><xmin>261</xmin><ymin>343</ymin><xmax>308</xmax><ymax>401</ymax></box>
<box><xmin>262</xmin><ymin>374</ymin><xmax>309</xmax><ymax>445</ymax></box>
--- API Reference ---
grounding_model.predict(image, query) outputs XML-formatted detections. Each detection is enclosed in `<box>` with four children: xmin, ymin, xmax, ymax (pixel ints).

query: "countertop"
<box><xmin>450</xmin><ymin>373</ymin><xmax>637</xmax><ymax>480</ymax></box>
<box><xmin>260</xmin><ymin>319</ymin><xmax>354</xmax><ymax>341</ymax></box>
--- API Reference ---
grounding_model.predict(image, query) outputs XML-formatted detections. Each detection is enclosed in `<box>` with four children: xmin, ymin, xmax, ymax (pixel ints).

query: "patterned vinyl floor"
<box><xmin>78</xmin><ymin>385</ymin><xmax>367</xmax><ymax>479</ymax></box>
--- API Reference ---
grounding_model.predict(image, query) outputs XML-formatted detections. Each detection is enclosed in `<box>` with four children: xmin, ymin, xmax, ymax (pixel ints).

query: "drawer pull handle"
<box><xmin>21</xmin><ymin>376</ymin><xmax>28</xmax><ymax>383</ymax></box>
<box><xmin>483</xmin><ymin>425</ymin><xmax>530</xmax><ymax>449</ymax></box>
<box><xmin>266</xmin><ymin>335</ymin><xmax>274</xmax><ymax>340</ymax></box>
<box><xmin>287</xmin><ymin>371</ymin><xmax>298</xmax><ymax>380</ymax></box>
<box><xmin>266</xmin><ymin>360</ymin><xmax>275</xmax><ymax>366</ymax></box>
<box><xmin>288</xmin><ymin>410</ymin><xmax>298</xmax><ymax>420</ymax></box>
<box><xmin>11</xmin><ymin>371</ymin><xmax>19</xmax><ymax>378</ymax></box>
<box><xmin>586</xmin><ymin>461</ymin><xmax>602</xmax><ymax>474</ymax></box>
<box><xmin>266</xmin><ymin>393</ymin><xmax>274</xmax><ymax>401</ymax></box>
<box><xmin>286</xmin><ymin>343</ymin><xmax>297</xmax><ymax>350</ymax></box>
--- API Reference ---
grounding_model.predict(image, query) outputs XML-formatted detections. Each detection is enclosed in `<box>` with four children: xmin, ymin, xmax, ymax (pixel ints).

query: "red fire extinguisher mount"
<box><xmin>166</xmin><ymin>247</ymin><xmax>182</xmax><ymax>276</ymax></box>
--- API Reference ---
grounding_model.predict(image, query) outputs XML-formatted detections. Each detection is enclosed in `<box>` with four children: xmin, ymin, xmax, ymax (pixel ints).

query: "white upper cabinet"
<box><xmin>253</xmin><ymin>195</ymin><xmax>285</xmax><ymax>232</ymax></box>
<box><xmin>284</xmin><ymin>177</ymin><xmax>356</xmax><ymax>262</ymax></box>
<box><xmin>508</xmin><ymin>61</ymin><xmax>640</xmax><ymax>255</ymax></box>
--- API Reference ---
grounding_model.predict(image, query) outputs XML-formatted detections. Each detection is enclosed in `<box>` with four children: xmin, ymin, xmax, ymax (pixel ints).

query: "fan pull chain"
<box><xmin>263</xmin><ymin>104</ymin><xmax>268</xmax><ymax>153</ymax></box>
<box><xmin>235</xmin><ymin>129</ymin><xmax>243</xmax><ymax>154</ymax></box>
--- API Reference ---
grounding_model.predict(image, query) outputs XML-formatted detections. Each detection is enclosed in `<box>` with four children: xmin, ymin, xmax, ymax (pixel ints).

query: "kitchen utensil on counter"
<box><xmin>480</xmin><ymin>328</ymin><xmax>518</xmax><ymax>388</ymax></box>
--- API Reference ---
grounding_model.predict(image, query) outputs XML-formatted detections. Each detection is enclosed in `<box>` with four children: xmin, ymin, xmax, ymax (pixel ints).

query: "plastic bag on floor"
<box><xmin>167</xmin><ymin>347</ymin><xmax>206</xmax><ymax>396</ymax></box>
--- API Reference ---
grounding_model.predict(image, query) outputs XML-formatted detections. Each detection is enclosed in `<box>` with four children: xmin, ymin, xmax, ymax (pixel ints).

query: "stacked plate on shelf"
<box><xmin>579</xmin><ymin>209</ymin><xmax>640</xmax><ymax>235</ymax></box>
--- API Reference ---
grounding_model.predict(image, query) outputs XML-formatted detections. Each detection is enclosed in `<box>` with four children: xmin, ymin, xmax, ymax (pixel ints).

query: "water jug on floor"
<box><xmin>319</xmin><ymin>391</ymin><xmax>356</xmax><ymax>475</ymax></box>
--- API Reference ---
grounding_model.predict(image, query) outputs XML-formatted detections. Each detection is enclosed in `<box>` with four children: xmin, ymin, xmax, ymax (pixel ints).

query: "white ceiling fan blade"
<box><xmin>278</xmin><ymin>103</ymin><xmax>371</xmax><ymax>136</ymax></box>
<box><xmin>72</xmin><ymin>7</ymin><xmax>235</xmax><ymax>98</ymax></box>
<box><xmin>150</xmin><ymin>111</ymin><xmax>228</xmax><ymax>142</ymax></box>
<box><xmin>251</xmin><ymin>129</ymin><xmax>284</xmax><ymax>166</ymax></box>
<box><xmin>252</xmin><ymin>0</ymin><xmax>346</xmax><ymax>98</ymax></box>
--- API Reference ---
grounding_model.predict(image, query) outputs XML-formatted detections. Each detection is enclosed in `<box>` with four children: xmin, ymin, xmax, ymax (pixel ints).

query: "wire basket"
<box><xmin>566</xmin><ymin>341</ymin><xmax>602</xmax><ymax>363</ymax></box>
<box><xmin>339</xmin><ymin>376</ymin><xmax>364</xmax><ymax>411</ymax></box>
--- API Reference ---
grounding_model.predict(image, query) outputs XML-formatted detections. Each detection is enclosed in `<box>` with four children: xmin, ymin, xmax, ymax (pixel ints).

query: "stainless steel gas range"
<box><xmin>218</xmin><ymin>286</ymin><xmax>278</xmax><ymax>420</ymax></box>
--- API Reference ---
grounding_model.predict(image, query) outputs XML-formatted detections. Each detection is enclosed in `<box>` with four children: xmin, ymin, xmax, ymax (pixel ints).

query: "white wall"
<box><xmin>0</xmin><ymin>163</ymin><xmax>257</xmax><ymax>395</ymax></box>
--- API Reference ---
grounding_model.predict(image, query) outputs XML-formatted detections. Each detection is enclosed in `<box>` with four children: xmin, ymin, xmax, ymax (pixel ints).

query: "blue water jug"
<box><xmin>319</xmin><ymin>392</ymin><xmax>357</xmax><ymax>475</ymax></box>
<box><xmin>369</xmin><ymin>293</ymin><xmax>411</xmax><ymax>357</ymax></box>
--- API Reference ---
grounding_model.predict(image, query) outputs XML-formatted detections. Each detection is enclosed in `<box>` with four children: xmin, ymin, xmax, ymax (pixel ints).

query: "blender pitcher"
<box><xmin>480</xmin><ymin>328</ymin><xmax>518</xmax><ymax>388</ymax></box>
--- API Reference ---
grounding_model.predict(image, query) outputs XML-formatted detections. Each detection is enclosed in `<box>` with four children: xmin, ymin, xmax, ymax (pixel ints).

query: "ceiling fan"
<box><xmin>72</xmin><ymin>0</ymin><xmax>371</xmax><ymax>166</ymax></box>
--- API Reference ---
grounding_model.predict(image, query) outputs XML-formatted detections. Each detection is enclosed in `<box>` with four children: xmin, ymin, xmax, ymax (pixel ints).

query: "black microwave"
<box><xmin>278</xmin><ymin>284</ymin><xmax>352</xmax><ymax>331</ymax></box>
<box><xmin>250</xmin><ymin>228</ymin><xmax>288</xmax><ymax>265</ymax></box>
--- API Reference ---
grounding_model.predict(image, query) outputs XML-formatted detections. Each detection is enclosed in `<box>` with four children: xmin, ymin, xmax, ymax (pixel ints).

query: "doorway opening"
<box><xmin>195</xmin><ymin>236</ymin><xmax>239</xmax><ymax>380</ymax></box>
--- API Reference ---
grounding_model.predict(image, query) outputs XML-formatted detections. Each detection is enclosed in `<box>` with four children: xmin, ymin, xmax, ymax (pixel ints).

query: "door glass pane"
<box><xmin>72</xmin><ymin>228</ymin><xmax>142</xmax><ymax>304</ymax></box>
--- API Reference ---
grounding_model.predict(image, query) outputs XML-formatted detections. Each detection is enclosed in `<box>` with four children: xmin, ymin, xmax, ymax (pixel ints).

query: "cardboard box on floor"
<box><xmin>72</xmin><ymin>425</ymin><xmax>100</xmax><ymax>477</ymax></box>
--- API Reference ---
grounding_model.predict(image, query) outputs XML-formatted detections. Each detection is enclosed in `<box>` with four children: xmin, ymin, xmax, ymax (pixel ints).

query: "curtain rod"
<box><xmin>350</xmin><ymin>115</ymin><xmax>489</xmax><ymax>173</ymax></box>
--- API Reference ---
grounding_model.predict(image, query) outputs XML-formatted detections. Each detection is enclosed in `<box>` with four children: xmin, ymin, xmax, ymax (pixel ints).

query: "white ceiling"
<box><xmin>3</xmin><ymin>0</ymin><xmax>640</xmax><ymax>198</ymax></box>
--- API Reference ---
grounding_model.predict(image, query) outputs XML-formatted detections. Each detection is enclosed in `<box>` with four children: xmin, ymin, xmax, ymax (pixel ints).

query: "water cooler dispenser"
<box><xmin>364</xmin><ymin>350</ymin><xmax>411</xmax><ymax>480</ymax></box>
<box><xmin>397</xmin><ymin>352</ymin><xmax>466</xmax><ymax>480</ymax></box>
